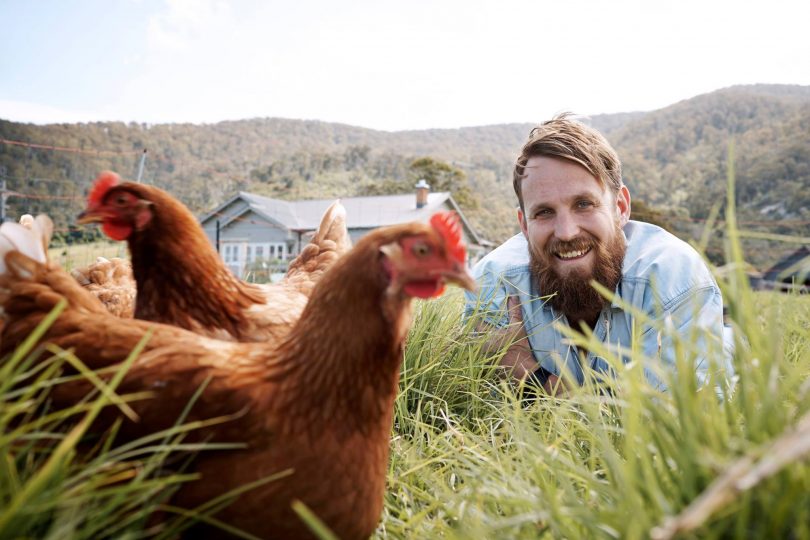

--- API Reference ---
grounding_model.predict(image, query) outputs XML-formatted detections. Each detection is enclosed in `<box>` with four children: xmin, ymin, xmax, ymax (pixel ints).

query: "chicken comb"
<box><xmin>88</xmin><ymin>171</ymin><xmax>121</xmax><ymax>206</ymax></box>
<box><xmin>430</xmin><ymin>211</ymin><xmax>466</xmax><ymax>263</ymax></box>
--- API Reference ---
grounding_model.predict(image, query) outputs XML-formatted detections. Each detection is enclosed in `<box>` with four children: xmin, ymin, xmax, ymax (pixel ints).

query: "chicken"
<box><xmin>20</xmin><ymin>212</ymin><xmax>138</xmax><ymax>318</ymax></box>
<box><xmin>76</xmin><ymin>171</ymin><xmax>351</xmax><ymax>342</ymax></box>
<box><xmin>69</xmin><ymin>257</ymin><xmax>136</xmax><ymax>318</ymax></box>
<box><xmin>0</xmin><ymin>211</ymin><xmax>475</xmax><ymax>540</ymax></box>
<box><xmin>18</xmin><ymin>214</ymin><xmax>35</xmax><ymax>229</ymax></box>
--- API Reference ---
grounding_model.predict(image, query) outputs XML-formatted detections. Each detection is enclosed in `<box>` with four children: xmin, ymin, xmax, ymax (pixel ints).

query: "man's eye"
<box><xmin>412</xmin><ymin>242</ymin><xmax>431</xmax><ymax>257</ymax></box>
<box><xmin>535</xmin><ymin>209</ymin><xmax>552</xmax><ymax>218</ymax></box>
<box><xmin>576</xmin><ymin>200</ymin><xmax>593</xmax><ymax>209</ymax></box>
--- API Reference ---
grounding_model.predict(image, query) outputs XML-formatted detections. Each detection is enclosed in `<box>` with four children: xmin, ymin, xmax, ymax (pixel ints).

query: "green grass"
<box><xmin>376</xmin><ymin>158</ymin><xmax>810</xmax><ymax>539</ymax></box>
<box><xmin>380</xmin><ymin>289</ymin><xmax>810</xmax><ymax>539</ymax></box>
<box><xmin>48</xmin><ymin>241</ymin><xmax>129</xmax><ymax>272</ymax></box>
<box><xmin>4</xmin><ymin>168</ymin><xmax>809</xmax><ymax>538</ymax></box>
<box><xmin>3</xmin><ymin>286</ymin><xmax>807</xmax><ymax>539</ymax></box>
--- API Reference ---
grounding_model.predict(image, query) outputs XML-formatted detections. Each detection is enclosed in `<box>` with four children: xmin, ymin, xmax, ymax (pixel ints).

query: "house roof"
<box><xmin>763</xmin><ymin>246</ymin><xmax>810</xmax><ymax>281</ymax></box>
<box><xmin>201</xmin><ymin>191</ymin><xmax>485</xmax><ymax>246</ymax></box>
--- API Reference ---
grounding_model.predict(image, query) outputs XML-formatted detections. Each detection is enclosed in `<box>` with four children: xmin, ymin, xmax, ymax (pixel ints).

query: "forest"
<box><xmin>1</xmin><ymin>83</ymin><xmax>808</xmax><ymax>268</ymax></box>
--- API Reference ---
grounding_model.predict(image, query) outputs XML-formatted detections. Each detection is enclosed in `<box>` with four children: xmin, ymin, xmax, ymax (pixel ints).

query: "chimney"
<box><xmin>415</xmin><ymin>179</ymin><xmax>430</xmax><ymax>209</ymax></box>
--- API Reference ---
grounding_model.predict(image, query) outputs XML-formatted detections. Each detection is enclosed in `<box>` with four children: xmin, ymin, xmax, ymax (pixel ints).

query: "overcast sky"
<box><xmin>1</xmin><ymin>0</ymin><xmax>808</xmax><ymax>131</ymax></box>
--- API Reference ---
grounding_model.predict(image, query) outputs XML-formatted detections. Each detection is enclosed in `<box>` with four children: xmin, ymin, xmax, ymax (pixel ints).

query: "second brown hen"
<box><xmin>77</xmin><ymin>171</ymin><xmax>351</xmax><ymax>342</ymax></box>
<box><xmin>70</xmin><ymin>257</ymin><xmax>136</xmax><ymax>318</ymax></box>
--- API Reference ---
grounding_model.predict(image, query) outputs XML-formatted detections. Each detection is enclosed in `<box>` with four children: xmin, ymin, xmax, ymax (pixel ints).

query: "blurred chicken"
<box><xmin>18</xmin><ymin>214</ymin><xmax>35</xmax><ymax>229</ymax></box>
<box><xmin>77</xmin><ymin>171</ymin><xmax>351</xmax><ymax>342</ymax></box>
<box><xmin>70</xmin><ymin>257</ymin><xmax>136</xmax><ymax>318</ymax></box>
<box><xmin>20</xmin><ymin>212</ymin><xmax>137</xmax><ymax>318</ymax></box>
<box><xmin>0</xmin><ymin>211</ymin><xmax>474</xmax><ymax>540</ymax></box>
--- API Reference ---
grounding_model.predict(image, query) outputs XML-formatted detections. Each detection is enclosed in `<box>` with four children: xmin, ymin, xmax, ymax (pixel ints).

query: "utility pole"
<box><xmin>136</xmin><ymin>149</ymin><xmax>148</xmax><ymax>183</ymax></box>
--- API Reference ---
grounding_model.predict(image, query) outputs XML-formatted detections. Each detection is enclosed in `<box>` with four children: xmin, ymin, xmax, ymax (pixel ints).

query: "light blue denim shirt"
<box><xmin>465</xmin><ymin>220</ymin><xmax>731</xmax><ymax>390</ymax></box>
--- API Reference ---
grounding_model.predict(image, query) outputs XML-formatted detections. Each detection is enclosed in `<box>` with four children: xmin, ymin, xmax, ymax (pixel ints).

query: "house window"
<box><xmin>246</xmin><ymin>246</ymin><xmax>253</xmax><ymax>262</ymax></box>
<box><xmin>256</xmin><ymin>246</ymin><xmax>264</xmax><ymax>259</ymax></box>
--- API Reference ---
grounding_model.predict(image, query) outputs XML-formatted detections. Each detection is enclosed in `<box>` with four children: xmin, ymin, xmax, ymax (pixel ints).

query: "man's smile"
<box><xmin>554</xmin><ymin>247</ymin><xmax>592</xmax><ymax>261</ymax></box>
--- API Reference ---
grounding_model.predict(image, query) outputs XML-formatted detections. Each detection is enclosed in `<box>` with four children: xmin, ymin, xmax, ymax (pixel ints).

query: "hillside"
<box><xmin>1</xmin><ymin>84</ymin><xmax>808</xmax><ymax>267</ymax></box>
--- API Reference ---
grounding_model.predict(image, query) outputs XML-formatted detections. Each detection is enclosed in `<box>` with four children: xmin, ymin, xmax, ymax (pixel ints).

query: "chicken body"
<box><xmin>78</xmin><ymin>172</ymin><xmax>350</xmax><ymax>342</ymax></box>
<box><xmin>0</xmin><ymin>212</ymin><xmax>474</xmax><ymax>540</ymax></box>
<box><xmin>70</xmin><ymin>257</ymin><xmax>136</xmax><ymax>318</ymax></box>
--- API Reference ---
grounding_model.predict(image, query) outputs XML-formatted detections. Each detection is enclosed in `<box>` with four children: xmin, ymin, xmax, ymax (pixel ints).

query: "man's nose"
<box><xmin>553</xmin><ymin>212</ymin><xmax>580</xmax><ymax>241</ymax></box>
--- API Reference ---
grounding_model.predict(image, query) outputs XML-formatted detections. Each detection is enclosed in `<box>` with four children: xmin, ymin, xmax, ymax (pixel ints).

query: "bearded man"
<box><xmin>466</xmin><ymin>114</ymin><xmax>731</xmax><ymax>394</ymax></box>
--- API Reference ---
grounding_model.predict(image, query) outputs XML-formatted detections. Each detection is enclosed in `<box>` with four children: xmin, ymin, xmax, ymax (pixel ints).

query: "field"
<box><xmin>382</xmin><ymin>290</ymin><xmax>810</xmax><ymax>539</ymax></box>
<box><xmin>2</xmin><ymin>223</ymin><xmax>809</xmax><ymax>539</ymax></box>
<box><xmin>48</xmin><ymin>241</ymin><xmax>130</xmax><ymax>271</ymax></box>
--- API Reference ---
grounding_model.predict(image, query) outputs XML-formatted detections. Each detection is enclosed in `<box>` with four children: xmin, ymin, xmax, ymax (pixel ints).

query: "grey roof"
<box><xmin>763</xmin><ymin>246</ymin><xmax>810</xmax><ymax>281</ymax></box>
<box><xmin>202</xmin><ymin>191</ymin><xmax>484</xmax><ymax>246</ymax></box>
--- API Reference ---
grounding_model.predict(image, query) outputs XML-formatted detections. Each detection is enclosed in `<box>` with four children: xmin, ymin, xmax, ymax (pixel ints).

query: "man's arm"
<box><xmin>643</xmin><ymin>286</ymin><xmax>730</xmax><ymax>390</ymax></box>
<box><xmin>476</xmin><ymin>296</ymin><xmax>564</xmax><ymax>395</ymax></box>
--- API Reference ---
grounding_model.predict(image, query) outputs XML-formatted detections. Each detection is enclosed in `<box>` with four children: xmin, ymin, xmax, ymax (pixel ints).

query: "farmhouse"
<box><xmin>761</xmin><ymin>246</ymin><xmax>810</xmax><ymax>292</ymax></box>
<box><xmin>199</xmin><ymin>182</ymin><xmax>487</xmax><ymax>276</ymax></box>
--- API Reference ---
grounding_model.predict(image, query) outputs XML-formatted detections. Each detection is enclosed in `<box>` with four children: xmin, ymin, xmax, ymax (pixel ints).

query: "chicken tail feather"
<box><xmin>284</xmin><ymin>200</ymin><xmax>351</xmax><ymax>296</ymax></box>
<box><xmin>0</xmin><ymin>215</ymin><xmax>51</xmax><ymax>276</ymax></box>
<box><xmin>311</xmin><ymin>200</ymin><xmax>351</xmax><ymax>253</ymax></box>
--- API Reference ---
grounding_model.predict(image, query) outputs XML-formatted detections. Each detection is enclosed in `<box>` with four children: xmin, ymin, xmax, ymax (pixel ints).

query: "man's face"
<box><xmin>517</xmin><ymin>155</ymin><xmax>631</xmax><ymax>318</ymax></box>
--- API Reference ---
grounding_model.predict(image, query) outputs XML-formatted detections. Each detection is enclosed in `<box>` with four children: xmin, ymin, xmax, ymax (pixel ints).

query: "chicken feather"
<box><xmin>0</xmin><ymin>212</ymin><xmax>474</xmax><ymax>540</ymax></box>
<box><xmin>77</xmin><ymin>172</ymin><xmax>351</xmax><ymax>343</ymax></box>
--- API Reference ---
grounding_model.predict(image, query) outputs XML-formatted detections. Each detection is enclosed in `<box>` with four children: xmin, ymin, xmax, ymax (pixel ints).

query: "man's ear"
<box><xmin>517</xmin><ymin>207</ymin><xmax>528</xmax><ymax>238</ymax></box>
<box><xmin>616</xmin><ymin>185</ymin><xmax>631</xmax><ymax>226</ymax></box>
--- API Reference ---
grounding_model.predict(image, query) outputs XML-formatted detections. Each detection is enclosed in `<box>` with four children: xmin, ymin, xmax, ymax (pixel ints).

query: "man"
<box><xmin>465</xmin><ymin>114</ymin><xmax>730</xmax><ymax>394</ymax></box>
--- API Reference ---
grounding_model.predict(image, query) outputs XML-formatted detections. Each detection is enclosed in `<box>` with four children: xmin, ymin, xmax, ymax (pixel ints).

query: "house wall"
<box><xmin>207</xmin><ymin>209</ymin><xmax>294</xmax><ymax>276</ymax></box>
<box><xmin>201</xmin><ymin>199</ymin><xmax>250</xmax><ymax>246</ymax></box>
<box><xmin>200</xmin><ymin>197</ymin><xmax>486</xmax><ymax>278</ymax></box>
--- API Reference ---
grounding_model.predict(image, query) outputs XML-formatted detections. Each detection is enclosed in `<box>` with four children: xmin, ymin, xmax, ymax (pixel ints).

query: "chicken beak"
<box><xmin>76</xmin><ymin>209</ymin><xmax>106</xmax><ymax>224</ymax></box>
<box><xmin>443</xmin><ymin>262</ymin><xmax>477</xmax><ymax>292</ymax></box>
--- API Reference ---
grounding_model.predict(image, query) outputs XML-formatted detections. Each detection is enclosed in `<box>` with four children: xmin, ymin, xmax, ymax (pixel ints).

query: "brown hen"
<box><xmin>69</xmin><ymin>257</ymin><xmax>136</xmax><ymax>318</ymax></box>
<box><xmin>20</xmin><ymin>214</ymin><xmax>137</xmax><ymax>318</ymax></box>
<box><xmin>77</xmin><ymin>171</ymin><xmax>350</xmax><ymax>342</ymax></box>
<box><xmin>0</xmin><ymin>211</ymin><xmax>475</xmax><ymax>540</ymax></box>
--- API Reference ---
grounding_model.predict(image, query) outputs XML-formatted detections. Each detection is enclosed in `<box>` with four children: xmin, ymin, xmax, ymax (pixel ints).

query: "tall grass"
<box><xmin>380</xmin><ymin>160</ymin><xmax>810</xmax><ymax>539</ymax></box>
<box><xmin>0</xmin><ymin>308</ymin><xmax>250</xmax><ymax>539</ymax></box>
<box><xmin>3</xmin><ymin>172</ymin><xmax>809</xmax><ymax>538</ymax></box>
<box><xmin>383</xmin><ymin>287</ymin><xmax>809</xmax><ymax>539</ymax></box>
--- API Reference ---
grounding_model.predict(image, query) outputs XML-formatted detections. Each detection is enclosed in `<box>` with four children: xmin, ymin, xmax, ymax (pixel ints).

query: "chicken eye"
<box><xmin>412</xmin><ymin>241</ymin><xmax>432</xmax><ymax>258</ymax></box>
<box><xmin>115</xmin><ymin>195</ymin><xmax>128</xmax><ymax>205</ymax></box>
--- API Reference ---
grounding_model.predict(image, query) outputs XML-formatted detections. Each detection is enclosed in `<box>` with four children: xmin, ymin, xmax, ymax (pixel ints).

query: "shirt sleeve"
<box><xmin>642</xmin><ymin>285</ymin><xmax>732</xmax><ymax>390</ymax></box>
<box><xmin>463</xmin><ymin>268</ymin><xmax>511</xmax><ymax>328</ymax></box>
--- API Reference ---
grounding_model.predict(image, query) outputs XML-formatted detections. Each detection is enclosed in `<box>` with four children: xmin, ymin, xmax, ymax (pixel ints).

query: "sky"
<box><xmin>1</xmin><ymin>0</ymin><xmax>809</xmax><ymax>131</ymax></box>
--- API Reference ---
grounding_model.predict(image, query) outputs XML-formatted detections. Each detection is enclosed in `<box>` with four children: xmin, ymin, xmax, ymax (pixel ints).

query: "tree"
<box><xmin>408</xmin><ymin>157</ymin><xmax>479</xmax><ymax>209</ymax></box>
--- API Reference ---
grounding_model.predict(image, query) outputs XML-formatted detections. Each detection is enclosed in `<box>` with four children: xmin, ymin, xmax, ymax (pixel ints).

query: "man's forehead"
<box><xmin>524</xmin><ymin>155</ymin><xmax>599</xmax><ymax>179</ymax></box>
<box><xmin>523</xmin><ymin>169</ymin><xmax>608</xmax><ymax>202</ymax></box>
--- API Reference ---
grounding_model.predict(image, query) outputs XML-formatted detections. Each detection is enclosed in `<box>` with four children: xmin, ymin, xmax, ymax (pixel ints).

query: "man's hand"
<box><xmin>476</xmin><ymin>296</ymin><xmax>564</xmax><ymax>395</ymax></box>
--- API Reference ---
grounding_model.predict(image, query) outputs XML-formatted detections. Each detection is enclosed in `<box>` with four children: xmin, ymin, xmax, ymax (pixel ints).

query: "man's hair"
<box><xmin>513</xmin><ymin>113</ymin><xmax>622</xmax><ymax>211</ymax></box>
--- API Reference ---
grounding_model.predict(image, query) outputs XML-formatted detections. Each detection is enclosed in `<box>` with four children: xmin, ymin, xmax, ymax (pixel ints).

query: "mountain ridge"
<box><xmin>1</xmin><ymin>83</ymin><xmax>807</xmax><ymax>266</ymax></box>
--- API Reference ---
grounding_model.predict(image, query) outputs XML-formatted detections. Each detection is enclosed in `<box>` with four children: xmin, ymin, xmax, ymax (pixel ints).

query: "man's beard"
<box><xmin>530</xmin><ymin>223</ymin><xmax>626</xmax><ymax>322</ymax></box>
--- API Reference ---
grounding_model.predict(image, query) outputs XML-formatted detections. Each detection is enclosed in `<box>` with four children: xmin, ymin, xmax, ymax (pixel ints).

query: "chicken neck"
<box><xmin>126</xmin><ymin>192</ymin><xmax>265</xmax><ymax>337</ymax></box>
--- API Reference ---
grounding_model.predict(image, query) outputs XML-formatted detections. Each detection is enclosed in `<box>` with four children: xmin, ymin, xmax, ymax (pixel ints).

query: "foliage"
<box><xmin>629</xmin><ymin>199</ymin><xmax>674</xmax><ymax>232</ymax></box>
<box><xmin>4</xmin><ymin>84</ymin><xmax>807</xmax><ymax>263</ymax></box>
